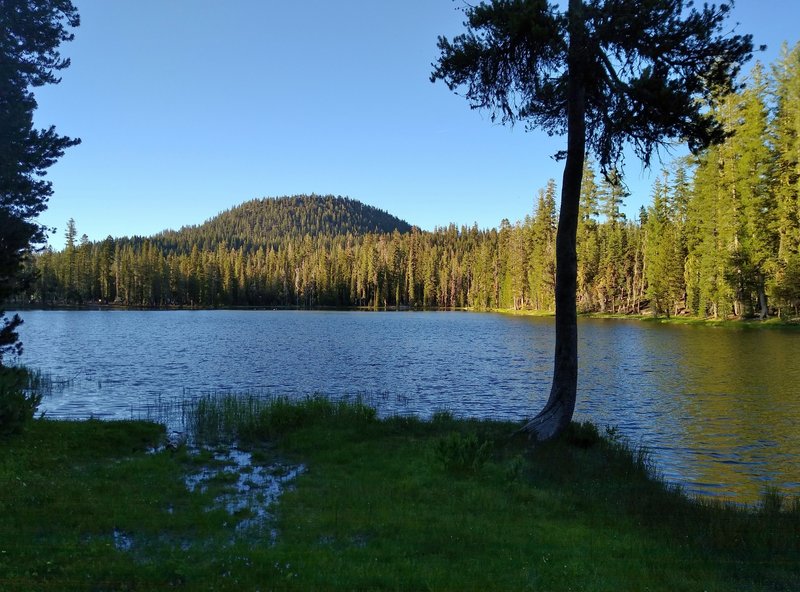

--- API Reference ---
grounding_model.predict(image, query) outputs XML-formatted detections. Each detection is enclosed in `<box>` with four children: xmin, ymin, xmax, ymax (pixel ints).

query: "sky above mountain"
<box><xmin>33</xmin><ymin>0</ymin><xmax>800</xmax><ymax>244</ymax></box>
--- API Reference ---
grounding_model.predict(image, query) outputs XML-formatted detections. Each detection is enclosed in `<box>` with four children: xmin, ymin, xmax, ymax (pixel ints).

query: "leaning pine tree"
<box><xmin>432</xmin><ymin>0</ymin><xmax>755</xmax><ymax>440</ymax></box>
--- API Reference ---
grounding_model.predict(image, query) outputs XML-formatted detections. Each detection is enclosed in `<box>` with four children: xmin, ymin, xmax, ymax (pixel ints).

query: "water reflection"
<box><xmin>572</xmin><ymin>319</ymin><xmax>800</xmax><ymax>501</ymax></box>
<box><xmin>12</xmin><ymin>309</ymin><xmax>800</xmax><ymax>504</ymax></box>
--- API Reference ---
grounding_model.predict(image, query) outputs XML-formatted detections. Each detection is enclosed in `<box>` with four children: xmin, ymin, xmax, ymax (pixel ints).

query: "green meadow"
<box><xmin>1</xmin><ymin>395</ymin><xmax>798</xmax><ymax>591</ymax></box>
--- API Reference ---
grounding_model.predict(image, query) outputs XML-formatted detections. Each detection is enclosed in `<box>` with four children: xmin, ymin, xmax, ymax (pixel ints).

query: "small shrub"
<box><xmin>503</xmin><ymin>454</ymin><xmax>526</xmax><ymax>483</ymax></box>
<box><xmin>0</xmin><ymin>367</ymin><xmax>43</xmax><ymax>436</ymax></box>
<box><xmin>434</xmin><ymin>431</ymin><xmax>492</xmax><ymax>474</ymax></box>
<box><xmin>563</xmin><ymin>421</ymin><xmax>602</xmax><ymax>449</ymax></box>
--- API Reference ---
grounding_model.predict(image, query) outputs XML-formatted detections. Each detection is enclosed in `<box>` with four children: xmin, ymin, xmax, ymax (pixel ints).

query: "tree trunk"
<box><xmin>521</xmin><ymin>0</ymin><xmax>586</xmax><ymax>441</ymax></box>
<box><xmin>756</xmin><ymin>272</ymin><xmax>768</xmax><ymax>319</ymax></box>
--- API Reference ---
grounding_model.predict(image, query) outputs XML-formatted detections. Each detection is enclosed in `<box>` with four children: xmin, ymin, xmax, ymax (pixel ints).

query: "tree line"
<box><xmin>14</xmin><ymin>180</ymin><xmax>640</xmax><ymax>312</ymax></box>
<box><xmin>9</xmin><ymin>45</ymin><xmax>800</xmax><ymax>319</ymax></box>
<box><xmin>642</xmin><ymin>44</ymin><xmax>800</xmax><ymax>319</ymax></box>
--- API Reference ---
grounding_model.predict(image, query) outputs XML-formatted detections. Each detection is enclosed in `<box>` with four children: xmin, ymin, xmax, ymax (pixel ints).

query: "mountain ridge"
<box><xmin>149</xmin><ymin>194</ymin><xmax>413</xmax><ymax>254</ymax></box>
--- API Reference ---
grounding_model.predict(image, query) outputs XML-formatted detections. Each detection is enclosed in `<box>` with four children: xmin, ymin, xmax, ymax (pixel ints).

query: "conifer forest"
<box><xmin>12</xmin><ymin>46</ymin><xmax>800</xmax><ymax>320</ymax></box>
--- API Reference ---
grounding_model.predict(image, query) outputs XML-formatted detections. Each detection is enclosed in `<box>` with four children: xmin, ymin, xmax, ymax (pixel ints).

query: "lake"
<box><xmin>11</xmin><ymin>309</ymin><xmax>800</xmax><ymax>504</ymax></box>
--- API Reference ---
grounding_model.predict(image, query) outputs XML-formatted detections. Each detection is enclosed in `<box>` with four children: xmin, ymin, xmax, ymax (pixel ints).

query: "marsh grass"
<box><xmin>186</xmin><ymin>393</ymin><xmax>377</xmax><ymax>444</ymax></box>
<box><xmin>1</xmin><ymin>397</ymin><xmax>798</xmax><ymax>591</ymax></box>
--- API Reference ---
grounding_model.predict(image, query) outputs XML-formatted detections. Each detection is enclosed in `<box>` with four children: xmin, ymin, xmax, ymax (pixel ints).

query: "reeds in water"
<box><xmin>186</xmin><ymin>392</ymin><xmax>377</xmax><ymax>445</ymax></box>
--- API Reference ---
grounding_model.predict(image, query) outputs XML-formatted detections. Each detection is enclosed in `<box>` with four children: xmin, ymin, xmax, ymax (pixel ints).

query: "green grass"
<box><xmin>1</xmin><ymin>398</ymin><xmax>798</xmax><ymax>590</ymax></box>
<box><xmin>633</xmin><ymin>314</ymin><xmax>800</xmax><ymax>330</ymax></box>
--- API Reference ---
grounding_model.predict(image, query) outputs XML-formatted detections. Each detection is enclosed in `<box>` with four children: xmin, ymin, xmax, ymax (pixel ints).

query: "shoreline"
<box><xmin>6</xmin><ymin>301</ymin><xmax>800</xmax><ymax>329</ymax></box>
<box><xmin>495</xmin><ymin>307</ymin><xmax>800</xmax><ymax>329</ymax></box>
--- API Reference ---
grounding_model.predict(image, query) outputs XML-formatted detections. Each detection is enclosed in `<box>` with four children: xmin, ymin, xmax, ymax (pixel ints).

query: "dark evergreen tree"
<box><xmin>0</xmin><ymin>0</ymin><xmax>80</xmax><ymax>364</ymax></box>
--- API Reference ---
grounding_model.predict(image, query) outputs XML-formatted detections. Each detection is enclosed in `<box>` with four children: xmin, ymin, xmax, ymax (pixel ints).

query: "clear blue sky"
<box><xmin>32</xmin><ymin>0</ymin><xmax>800</xmax><ymax>245</ymax></box>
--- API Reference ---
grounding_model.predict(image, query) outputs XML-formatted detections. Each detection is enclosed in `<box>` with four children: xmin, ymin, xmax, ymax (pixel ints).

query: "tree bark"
<box><xmin>521</xmin><ymin>0</ymin><xmax>586</xmax><ymax>441</ymax></box>
<box><xmin>757</xmin><ymin>272</ymin><xmax>769</xmax><ymax>319</ymax></box>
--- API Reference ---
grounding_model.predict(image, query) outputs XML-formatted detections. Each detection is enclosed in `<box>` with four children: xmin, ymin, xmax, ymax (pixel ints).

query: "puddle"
<box><xmin>112</xmin><ymin>528</ymin><xmax>133</xmax><ymax>552</ymax></box>
<box><xmin>184</xmin><ymin>446</ymin><xmax>305</xmax><ymax>538</ymax></box>
<box><xmin>111</xmin><ymin>444</ymin><xmax>304</xmax><ymax>553</ymax></box>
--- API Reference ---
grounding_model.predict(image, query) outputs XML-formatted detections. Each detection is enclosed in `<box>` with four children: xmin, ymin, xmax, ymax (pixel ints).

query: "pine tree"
<box><xmin>576</xmin><ymin>160</ymin><xmax>600</xmax><ymax>311</ymax></box>
<box><xmin>644</xmin><ymin>174</ymin><xmax>683</xmax><ymax>316</ymax></box>
<box><xmin>669</xmin><ymin>160</ymin><xmax>693</xmax><ymax>313</ymax></box>
<box><xmin>528</xmin><ymin>181</ymin><xmax>557</xmax><ymax>311</ymax></box>
<box><xmin>596</xmin><ymin>172</ymin><xmax>629</xmax><ymax>312</ymax></box>
<box><xmin>771</xmin><ymin>43</ymin><xmax>800</xmax><ymax>311</ymax></box>
<box><xmin>691</xmin><ymin>139</ymin><xmax>737</xmax><ymax>318</ymax></box>
<box><xmin>733</xmin><ymin>64</ymin><xmax>777</xmax><ymax>318</ymax></box>
<box><xmin>62</xmin><ymin>218</ymin><xmax>77</xmax><ymax>301</ymax></box>
<box><xmin>507</xmin><ymin>220</ymin><xmax>529</xmax><ymax>310</ymax></box>
<box><xmin>432</xmin><ymin>0</ymin><xmax>754</xmax><ymax>439</ymax></box>
<box><xmin>0</xmin><ymin>0</ymin><xmax>80</xmax><ymax>363</ymax></box>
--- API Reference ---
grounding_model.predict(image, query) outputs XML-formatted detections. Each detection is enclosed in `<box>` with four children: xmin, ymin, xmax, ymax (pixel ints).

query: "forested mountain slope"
<box><xmin>150</xmin><ymin>194</ymin><xmax>412</xmax><ymax>254</ymax></box>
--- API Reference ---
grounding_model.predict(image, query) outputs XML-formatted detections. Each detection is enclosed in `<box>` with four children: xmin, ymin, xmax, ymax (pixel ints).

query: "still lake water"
<box><xmin>11</xmin><ymin>309</ymin><xmax>800</xmax><ymax>504</ymax></box>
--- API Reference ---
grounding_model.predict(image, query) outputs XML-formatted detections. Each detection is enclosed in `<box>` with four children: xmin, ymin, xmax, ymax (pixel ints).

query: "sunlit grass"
<box><xmin>494</xmin><ymin>306</ymin><xmax>800</xmax><ymax>329</ymax></box>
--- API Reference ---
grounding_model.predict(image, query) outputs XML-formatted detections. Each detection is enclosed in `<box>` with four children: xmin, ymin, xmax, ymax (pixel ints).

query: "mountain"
<box><xmin>151</xmin><ymin>194</ymin><xmax>412</xmax><ymax>254</ymax></box>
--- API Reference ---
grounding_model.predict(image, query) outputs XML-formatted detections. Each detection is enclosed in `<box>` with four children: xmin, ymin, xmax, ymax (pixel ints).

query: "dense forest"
<box><xmin>7</xmin><ymin>45</ymin><xmax>800</xmax><ymax>319</ymax></box>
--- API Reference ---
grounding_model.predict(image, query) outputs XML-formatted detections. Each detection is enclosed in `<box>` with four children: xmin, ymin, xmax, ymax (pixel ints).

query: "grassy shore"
<box><xmin>11</xmin><ymin>303</ymin><xmax>800</xmax><ymax>330</ymax></box>
<box><xmin>1</xmin><ymin>397</ymin><xmax>798</xmax><ymax>591</ymax></box>
<box><xmin>495</xmin><ymin>307</ymin><xmax>800</xmax><ymax>329</ymax></box>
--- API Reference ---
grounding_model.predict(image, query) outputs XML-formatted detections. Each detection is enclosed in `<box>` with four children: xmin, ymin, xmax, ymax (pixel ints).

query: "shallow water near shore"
<box><xmin>11</xmin><ymin>308</ymin><xmax>800</xmax><ymax>503</ymax></box>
